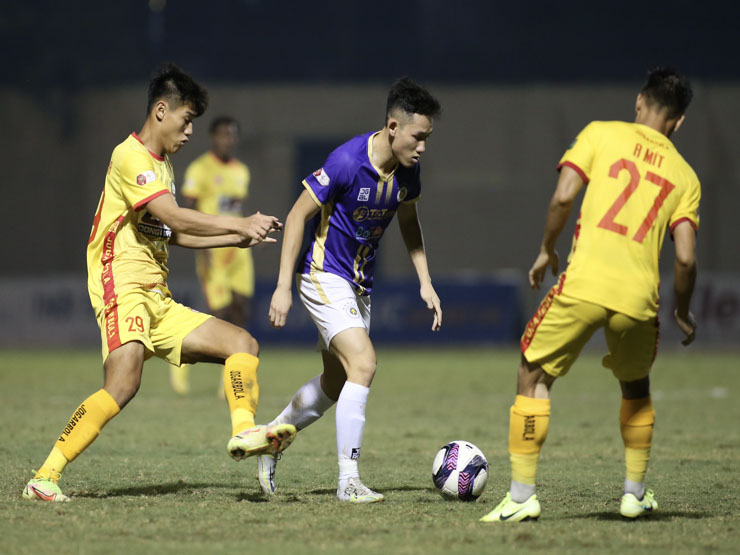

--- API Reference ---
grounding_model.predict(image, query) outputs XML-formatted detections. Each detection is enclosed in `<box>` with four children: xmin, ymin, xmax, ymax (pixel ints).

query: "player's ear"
<box><xmin>387</xmin><ymin>118</ymin><xmax>399</xmax><ymax>137</ymax></box>
<box><xmin>154</xmin><ymin>100</ymin><xmax>167</xmax><ymax>122</ymax></box>
<box><xmin>635</xmin><ymin>93</ymin><xmax>644</xmax><ymax>115</ymax></box>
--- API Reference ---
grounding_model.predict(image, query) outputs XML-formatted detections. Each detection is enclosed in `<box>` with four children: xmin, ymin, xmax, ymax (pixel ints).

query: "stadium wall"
<box><xmin>3</xmin><ymin>83</ymin><xmax>737</xmax><ymax>284</ymax></box>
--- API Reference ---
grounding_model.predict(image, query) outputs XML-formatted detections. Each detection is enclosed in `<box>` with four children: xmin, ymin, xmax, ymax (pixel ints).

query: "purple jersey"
<box><xmin>298</xmin><ymin>131</ymin><xmax>421</xmax><ymax>294</ymax></box>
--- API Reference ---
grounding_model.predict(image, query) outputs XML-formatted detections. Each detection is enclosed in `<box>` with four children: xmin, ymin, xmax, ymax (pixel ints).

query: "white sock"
<box><xmin>336</xmin><ymin>381</ymin><xmax>369</xmax><ymax>482</ymax></box>
<box><xmin>510</xmin><ymin>480</ymin><xmax>536</xmax><ymax>503</ymax></box>
<box><xmin>270</xmin><ymin>375</ymin><xmax>335</xmax><ymax>431</ymax></box>
<box><xmin>624</xmin><ymin>478</ymin><xmax>646</xmax><ymax>499</ymax></box>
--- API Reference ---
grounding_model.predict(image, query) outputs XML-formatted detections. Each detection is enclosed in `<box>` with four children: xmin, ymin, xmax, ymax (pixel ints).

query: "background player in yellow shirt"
<box><xmin>480</xmin><ymin>67</ymin><xmax>699</xmax><ymax>522</ymax></box>
<box><xmin>23</xmin><ymin>64</ymin><xmax>295</xmax><ymax>503</ymax></box>
<box><xmin>169</xmin><ymin>116</ymin><xmax>255</xmax><ymax>395</ymax></box>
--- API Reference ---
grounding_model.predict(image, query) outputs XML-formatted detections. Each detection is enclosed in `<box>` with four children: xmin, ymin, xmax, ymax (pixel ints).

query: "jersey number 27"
<box><xmin>597</xmin><ymin>158</ymin><xmax>675</xmax><ymax>243</ymax></box>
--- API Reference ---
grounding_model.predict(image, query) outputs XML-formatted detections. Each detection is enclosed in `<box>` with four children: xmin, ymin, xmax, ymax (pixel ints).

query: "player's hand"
<box><xmin>528</xmin><ymin>249</ymin><xmax>559</xmax><ymax>290</ymax></box>
<box><xmin>420</xmin><ymin>282</ymin><xmax>442</xmax><ymax>331</ymax></box>
<box><xmin>674</xmin><ymin>309</ymin><xmax>696</xmax><ymax>346</ymax></box>
<box><xmin>269</xmin><ymin>286</ymin><xmax>292</xmax><ymax>329</ymax></box>
<box><xmin>241</xmin><ymin>212</ymin><xmax>283</xmax><ymax>242</ymax></box>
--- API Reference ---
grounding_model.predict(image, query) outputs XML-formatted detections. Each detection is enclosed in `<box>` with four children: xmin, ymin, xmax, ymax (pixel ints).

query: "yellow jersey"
<box><xmin>87</xmin><ymin>133</ymin><xmax>175</xmax><ymax>320</ymax></box>
<box><xmin>181</xmin><ymin>151</ymin><xmax>250</xmax><ymax>215</ymax></box>
<box><xmin>557</xmin><ymin>121</ymin><xmax>700</xmax><ymax>320</ymax></box>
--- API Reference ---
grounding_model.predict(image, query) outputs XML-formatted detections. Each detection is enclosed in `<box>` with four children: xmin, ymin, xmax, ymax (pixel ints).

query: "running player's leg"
<box><xmin>604</xmin><ymin>312</ymin><xmax>659</xmax><ymax>518</ymax></box>
<box><xmin>24</xmin><ymin>341</ymin><xmax>144</xmax><ymax>502</ymax></box>
<box><xmin>180</xmin><ymin>317</ymin><xmax>295</xmax><ymax>459</ymax></box>
<box><xmin>329</xmin><ymin>327</ymin><xmax>383</xmax><ymax>503</ymax></box>
<box><xmin>482</xmin><ymin>293</ymin><xmax>604</xmax><ymax>522</ymax></box>
<box><xmin>25</xmin><ymin>290</ymin><xmax>156</xmax><ymax>502</ymax></box>
<box><xmin>270</xmin><ymin>349</ymin><xmax>339</xmax><ymax>431</ymax></box>
<box><xmin>258</xmin><ymin>350</ymin><xmax>340</xmax><ymax>495</ymax></box>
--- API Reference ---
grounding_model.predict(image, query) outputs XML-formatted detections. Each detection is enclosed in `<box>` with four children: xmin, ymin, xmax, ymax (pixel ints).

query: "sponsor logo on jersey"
<box><xmin>354</xmin><ymin>225</ymin><xmax>384</xmax><ymax>239</ymax></box>
<box><xmin>138</xmin><ymin>212</ymin><xmax>172</xmax><ymax>239</ymax></box>
<box><xmin>357</xmin><ymin>187</ymin><xmax>370</xmax><ymax>201</ymax></box>
<box><xmin>313</xmin><ymin>168</ymin><xmax>330</xmax><ymax>186</ymax></box>
<box><xmin>353</xmin><ymin>206</ymin><xmax>395</xmax><ymax>222</ymax></box>
<box><xmin>135</xmin><ymin>170</ymin><xmax>157</xmax><ymax>186</ymax></box>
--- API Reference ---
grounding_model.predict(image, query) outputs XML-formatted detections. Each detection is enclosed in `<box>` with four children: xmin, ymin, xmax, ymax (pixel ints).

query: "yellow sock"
<box><xmin>37</xmin><ymin>389</ymin><xmax>121</xmax><ymax>479</ymax></box>
<box><xmin>508</xmin><ymin>395</ymin><xmax>551</xmax><ymax>485</ymax></box>
<box><xmin>35</xmin><ymin>447</ymin><xmax>68</xmax><ymax>481</ymax></box>
<box><xmin>620</xmin><ymin>396</ymin><xmax>654</xmax><ymax>483</ymax></box>
<box><xmin>224</xmin><ymin>353</ymin><xmax>259</xmax><ymax>436</ymax></box>
<box><xmin>170</xmin><ymin>363</ymin><xmax>190</xmax><ymax>395</ymax></box>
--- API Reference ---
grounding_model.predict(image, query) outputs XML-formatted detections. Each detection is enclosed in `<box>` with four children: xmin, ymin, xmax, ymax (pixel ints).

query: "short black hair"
<box><xmin>147</xmin><ymin>63</ymin><xmax>208</xmax><ymax>117</ymax></box>
<box><xmin>209</xmin><ymin>115</ymin><xmax>240</xmax><ymax>135</ymax></box>
<box><xmin>385</xmin><ymin>77</ymin><xmax>441</xmax><ymax>123</ymax></box>
<box><xmin>641</xmin><ymin>67</ymin><xmax>693</xmax><ymax>119</ymax></box>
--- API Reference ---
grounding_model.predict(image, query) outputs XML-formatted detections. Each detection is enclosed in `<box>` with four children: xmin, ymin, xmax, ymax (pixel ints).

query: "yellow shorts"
<box><xmin>96</xmin><ymin>286</ymin><xmax>212</xmax><ymax>365</ymax></box>
<box><xmin>520</xmin><ymin>278</ymin><xmax>659</xmax><ymax>382</ymax></box>
<box><xmin>196</xmin><ymin>247</ymin><xmax>254</xmax><ymax>311</ymax></box>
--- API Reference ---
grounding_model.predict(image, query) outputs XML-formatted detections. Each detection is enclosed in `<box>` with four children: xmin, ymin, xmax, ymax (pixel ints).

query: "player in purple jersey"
<box><xmin>260</xmin><ymin>77</ymin><xmax>443</xmax><ymax>502</ymax></box>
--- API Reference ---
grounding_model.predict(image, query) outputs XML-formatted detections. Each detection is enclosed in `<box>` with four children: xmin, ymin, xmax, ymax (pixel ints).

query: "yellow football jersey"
<box><xmin>87</xmin><ymin>133</ymin><xmax>175</xmax><ymax>323</ymax></box>
<box><xmin>181</xmin><ymin>152</ymin><xmax>250</xmax><ymax>215</ymax></box>
<box><xmin>557</xmin><ymin>121</ymin><xmax>700</xmax><ymax>320</ymax></box>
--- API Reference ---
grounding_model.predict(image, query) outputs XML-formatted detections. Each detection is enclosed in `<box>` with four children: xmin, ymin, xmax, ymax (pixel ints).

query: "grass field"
<box><xmin>1</xmin><ymin>347</ymin><xmax>739</xmax><ymax>554</ymax></box>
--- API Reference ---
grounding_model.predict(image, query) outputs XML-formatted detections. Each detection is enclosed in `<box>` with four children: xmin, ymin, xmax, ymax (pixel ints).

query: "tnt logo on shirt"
<box><xmin>136</xmin><ymin>170</ymin><xmax>156</xmax><ymax>186</ymax></box>
<box><xmin>357</xmin><ymin>187</ymin><xmax>370</xmax><ymax>201</ymax></box>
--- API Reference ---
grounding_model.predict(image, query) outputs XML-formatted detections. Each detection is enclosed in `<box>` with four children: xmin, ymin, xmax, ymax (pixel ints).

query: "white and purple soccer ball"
<box><xmin>432</xmin><ymin>440</ymin><xmax>489</xmax><ymax>501</ymax></box>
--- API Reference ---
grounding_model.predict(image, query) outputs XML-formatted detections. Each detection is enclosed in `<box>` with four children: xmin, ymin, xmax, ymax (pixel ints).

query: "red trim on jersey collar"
<box><xmin>557</xmin><ymin>161</ymin><xmax>589</xmax><ymax>185</ymax></box>
<box><xmin>131</xmin><ymin>132</ymin><xmax>165</xmax><ymax>161</ymax></box>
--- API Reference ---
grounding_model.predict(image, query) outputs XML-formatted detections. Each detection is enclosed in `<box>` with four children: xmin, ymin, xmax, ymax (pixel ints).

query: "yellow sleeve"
<box><xmin>557</xmin><ymin>122</ymin><xmax>600</xmax><ymax>184</ymax></box>
<box><xmin>669</xmin><ymin>172</ymin><xmax>701</xmax><ymax>232</ymax></box>
<box><xmin>118</xmin><ymin>151</ymin><xmax>170</xmax><ymax>211</ymax></box>
<box><xmin>181</xmin><ymin>160</ymin><xmax>202</xmax><ymax>199</ymax></box>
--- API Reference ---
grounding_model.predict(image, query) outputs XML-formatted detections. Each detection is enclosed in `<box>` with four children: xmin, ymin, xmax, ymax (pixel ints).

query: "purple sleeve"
<box><xmin>303</xmin><ymin>149</ymin><xmax>351</xmax><ymax>205</ymax></box>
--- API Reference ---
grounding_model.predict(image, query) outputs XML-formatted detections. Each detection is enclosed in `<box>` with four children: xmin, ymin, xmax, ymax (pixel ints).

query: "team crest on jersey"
<box><xmin>357</xmin><ymin>187</ymin><xmax>370</xmax><ymax>201</ymax></box>
<box><xmin>136</xmin><ymin>170</ymin><xmax>156</xmax><ymax>186</ymax></box>
<box><xmin>397</xmin><ymin>186</ymin><xmax>408</xmax><ymax>202</ymax></box>
<box><xmin>313</xmin><ymin>168</ymin><xmax>330</xmax><ymax>186</ymax></box>
<box><xmin>344</xmin><ymin>302</ymin><xmax>361</xmax><ymax>319</ymax></box>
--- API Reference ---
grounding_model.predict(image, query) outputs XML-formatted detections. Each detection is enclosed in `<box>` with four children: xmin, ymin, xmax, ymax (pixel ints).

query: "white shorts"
<box><xmin>297</xmin><ymin>272</ymin><xmax>371</xmax><ymax>350</ymax></box>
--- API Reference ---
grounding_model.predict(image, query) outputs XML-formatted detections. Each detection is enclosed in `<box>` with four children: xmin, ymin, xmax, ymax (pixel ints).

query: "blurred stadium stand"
<box><xmin>1</xmin><ymin>1</ymin><xmax>738</xmax><ymax>347</ymax></box>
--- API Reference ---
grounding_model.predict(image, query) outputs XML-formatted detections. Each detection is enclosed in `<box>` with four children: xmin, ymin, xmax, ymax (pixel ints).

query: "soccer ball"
<box><xmin>432</xmin><ymin>440</ymin><xmax>489</xmax><ymax>501</ymax></box>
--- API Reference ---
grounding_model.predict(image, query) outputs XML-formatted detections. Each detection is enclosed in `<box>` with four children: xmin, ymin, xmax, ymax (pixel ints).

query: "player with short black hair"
<box><xmin>481</xmin><ymin>67</ymin><xmax>700</xmax><ymax>522</ymax></box>
<box><xmin>146</xmin><ymin>63</ymin><xmax>208</xmax><ymax>118</ymax></box>
<box><xmin>260</xmin><ymin>77</ymin><xmax>443</xmax><ymax>503</ymax></box>
<box><xmin>169</xmin><ymin>115</ymin><xmax>256</xmax><ymax>396</ymax></box>
<box><xmin>23</xmin><ymin>64</ymin><xmax>295</xmax><ymax>503</ymax></box>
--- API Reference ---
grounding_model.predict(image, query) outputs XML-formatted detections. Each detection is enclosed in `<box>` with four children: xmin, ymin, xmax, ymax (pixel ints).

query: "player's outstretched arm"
<box><xmin>146</xmin><ymin>192</ymin><xmax>282</xmax><ymax>243</ymax></box>
<box><xmin>269</xmin><ymin>190</ymin><xmax>321</xmax><ymax>329</ymax></box>
<box><xmin>397</xmin><ymin>202</ymin><xmax>442</xmax><ymax>331</ymax></box>
<box><xmin>528</xmin><ymin>166</ymin><xmax>585</xmax><ymax>289</ymax></box>
<box><xmin>672</xmin><ymin>220</ymin><xmax>697</xmax><ymax>345</ymax></box>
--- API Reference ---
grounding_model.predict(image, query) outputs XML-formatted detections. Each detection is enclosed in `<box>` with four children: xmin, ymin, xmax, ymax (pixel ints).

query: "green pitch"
<box><xmin>1</xmin><ymin>347</ymin><xmax>738</xmax><ymax>554</ymax></box>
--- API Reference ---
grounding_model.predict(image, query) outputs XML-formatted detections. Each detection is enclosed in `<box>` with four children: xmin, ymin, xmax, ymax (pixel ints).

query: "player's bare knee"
<box><xmin>233</xmin><ymin>329</ymin><xmax>259</xmax><ymax>357</ymax></box>
<box><xmin>345</xmin><ymin>357</ymin><xmax>376</xmax><ymax>386</ymax></box>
